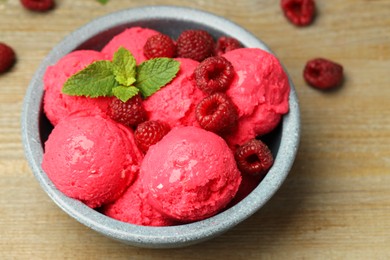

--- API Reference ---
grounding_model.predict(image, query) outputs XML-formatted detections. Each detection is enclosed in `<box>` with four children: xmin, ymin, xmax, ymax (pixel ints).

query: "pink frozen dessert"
<box><xmin>223</xmin><ymin>48</ymin><xmax>290</xmax><ymax>148</ymax></box>
<box><xmin>143</xmin><ymin>58</ymin><xmax>206</xmax><ymax>128</ymax></box>
<box><xmin>40</xmin><ymin>25</ymin><xmax>291</xmax><ymax>227</ymax></box>
<box><xmin>102</xmin><ymin>175</ymin><xmax>176</xmax><ymax>227</ymax></box>
<box><xmin>43</xmin><ymin>50</ymin><xmax>112</xmax><ymax>126</ymax></box>
<box><xmin>101</xmin><ymin>27</ymin><xmax>159</xmax><ymax>63</ymax></box>
<box><xmin>42</xmin><ymin>114</ymin><xmax>143</xmax><ymax>208</ymax></box>
<box><xmin>140</xmin><ymin>126</ymin><xmax>242</xmax><ymax>222</ymax></box>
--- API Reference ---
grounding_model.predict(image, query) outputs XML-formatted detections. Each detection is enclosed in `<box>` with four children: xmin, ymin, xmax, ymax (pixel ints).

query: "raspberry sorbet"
<box><xmin>42</xmin><ymin>114</ymin><xmax>143</xmax><ymax>208</ymax></box>
<box><xmin>140</xmin><ymin>126</ymin><xmax>242</xmax><ymax>222</ymax></box>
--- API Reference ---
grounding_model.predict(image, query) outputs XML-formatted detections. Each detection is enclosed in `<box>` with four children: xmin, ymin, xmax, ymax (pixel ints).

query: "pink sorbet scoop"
<box><xmin>101</xmin><ymin>27</ymin><xmax>159</xmax><ymax>63</ymax></box>
<box><xmin>223</xmin><ymin>48</ymin><xmax>290</xmax><ymax>148</ymax></box>
<box><xmin>43</xmin><ymin>50</ymin><xmax>112</xmax><ymax>126</ymax></box>
<box><xmin>102</xmin><ymin>175</ymin><xmax>176</xmax><ymax>227</ymax></box>
<box><xmin>42</xmin><ymin>114</ymin><xmax>143</xmax><ymax>208</ymax></box>
<box><xmin>140</xmin><ymin>126</ymin><xmax>242</xmax><ymax>222</ymax></box>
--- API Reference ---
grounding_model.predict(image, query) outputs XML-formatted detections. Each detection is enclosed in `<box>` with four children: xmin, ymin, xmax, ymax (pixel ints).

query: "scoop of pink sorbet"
<box><xmin>43</xmin><ymin>50</ymin><xmax>112</xmax><ymax>126</ymax></box>
<box><xmin>143</xmin><ymin>58</ymin><xmax>206</xmax><ymax>128</ymax></box>
<box><xmin>102</xmin><ymin>175</ymin><xmax>176</xmax><ymax>227</ymax></box>
<box><xmin>101</xmin><ymin>27</ymin><xmax>159</xmax><ymax>63</ymax></box>
<box><xmin>140</xmin><ymin>126</ymin><xmax>241</xmax><ymax>222</ymax></box>
<box><xmin>42</xmin><ymin>114</ymin><xmax>143</xmax><ymax>208</ymax></box>
<box><xmin>223</xmin><ymin>48</ymin><xmax>290</xmax><ymax>148</ymax></box>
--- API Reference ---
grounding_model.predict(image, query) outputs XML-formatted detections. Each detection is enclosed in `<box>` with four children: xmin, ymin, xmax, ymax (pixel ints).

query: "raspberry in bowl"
<box><xmin>21</xmin><ymin>6</ymin><xmax>300</xmax><ymax>248</ymax></box>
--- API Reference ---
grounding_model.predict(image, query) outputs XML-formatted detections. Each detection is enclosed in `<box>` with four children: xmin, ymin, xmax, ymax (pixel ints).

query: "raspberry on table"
<box><xmin>281</xmin><ymin>0</ymin><xmax>316</xmax><ymax>26</ymax></box>
<box><xmin>235</xmin><ymin>139</ymin><xmax>274</xmax><ymax>176</ymax></box>
<box><xmin>134</xmin><ymin>120</ymin><xmax>170</xmax><ymax>153</ymax></box>
<box><xmin>108</xmin><ymin>95</ymin><xmax>147</xmax><ymax>128</ymax></box>
<box><xmin>20</xmin><ymin>0</ymin><xmax>55</xmax><ymax>12</ymax></box>
<box><xmin>303</xmin><ymin>58</ymin><xmax>344</xmax><ymax>90</ymax></box>
<box><xmin>215</xmin><ymin>37</ymin><xmax>242</xmax><ymax>56</ymax></box>
<box><xmin>194</xmin><ymin>56</ymin><xmax>235</xmax><ymax>94</ymax></box>
<box><xmin>0</xmin><ymin>43</ymin><xmax>16</xmax><ymax>74</ymax></box>
<box><xmin>143</xmin><ymin>33</ymin><xmax>176</xmax><ymax>59</ymax></box>
<box><xmin>195</xmin><ymin>93</ymin><xmax>238</xmax><ymax>134</ymax></box>
<box><xmin>176</xmin><ymin>30</ymin><xmax>215</xmax><ymax>62</ymax></box>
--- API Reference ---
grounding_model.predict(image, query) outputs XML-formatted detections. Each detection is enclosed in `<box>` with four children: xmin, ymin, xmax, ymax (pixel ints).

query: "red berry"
<box><xmin>143</xmin><ymin>34</ymin><xmax>176</xmax><ymax>59</ymax></box>
<box><xmin>215</xmin><ymin>37</ymin><xmax>242</xmax><ymax>56</ymax></box>
<box><xmin>303</xmin><ymin>58</ymin><xmax>344</xmax><ymax>89</ymax></box>
<box><xmin>176</xmin><ymin>30</ymin><xmax>215</xmax><ymax>62</ymax></box>
<box><xmin>198</xmin><ymin>30</ymin><xmax>215</xmax><ymax>46</ymax></box>
<box><xmin>20</xmin><ymin>0</ymin><xmax>55</xmax><ymax>12</ymax></box>
<box><xmin>108</xmin><ymin>95</ymin><xmax>147</xmax><ymax>128</ymax></box>
<box><xmin>0</xmin><ymin>43</ymin><xmax>16</xmax><ymax>74</ymax></box>
<box><xmin>235</xmin><ymin>139</ymin><xmax>273</xmax><ymax>176</ymax></box>
<box><xmin>281</xmin><ymin>0</ymin><xmax>316</xmax><ymax>26</ymax></box>
<box><xmin>134</xmin><ymin>120</ymin><xmax>170</xmax><ymax>153</ymax></box>
<box><xmin>195</xmin><ymin>93</ymin><xmax>238</xmax><ymax>134</ymax></box>
<box><xmin>195</xmin><ymin>56</ymin><xmax>235</xmax><ymax>94</ymax></box>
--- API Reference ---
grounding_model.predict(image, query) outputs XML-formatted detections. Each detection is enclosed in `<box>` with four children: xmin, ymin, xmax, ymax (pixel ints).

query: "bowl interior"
<box><xmin>23</xmin><ymin>6</ymin><xmax>300</xmax><ymax>249</ymax></box>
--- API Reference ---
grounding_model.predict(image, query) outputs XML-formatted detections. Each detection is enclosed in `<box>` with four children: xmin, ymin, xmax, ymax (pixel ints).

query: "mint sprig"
<box><xmin>112</xmin><ymin>47</ymin><xmax>137</xmax><ymax>87</ymax></box>
<box><xmin>136</xmin><ymin>58</ymin><xmax>180</xmax><ymax>98</ymax></box>
<box><xmin>62</xmin><ymin>60</ymin><xmax>119</xmax><ymax>98</ymax></box>
<box><xmin>62</xmin><ymin>47</ymin><xmax>180</xmax><ymax>102</ymax></box>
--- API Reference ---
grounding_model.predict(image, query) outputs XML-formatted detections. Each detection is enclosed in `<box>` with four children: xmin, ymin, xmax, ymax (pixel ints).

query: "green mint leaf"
<box><xmin>113</xmin><ymin>47</ymin><xmax>137</xmax><ymax>87</ymax></box>
<box><xmin>135</xmin><ymin>58</ymin><xmax>180</xmax><ymax>98</ymax></box>
<box><xmin>112</xmin><ymin>85</ymin><xmax>139</xmax><ymax>102</ymax></box>
<box><xmin>97</xmin><ymin>0</ymin><xmax>109</xmax><ymax>4</ymax></box>
<box><xmin>62</xmin><ymin>60</ymin><xmax>118</xmax><ymax>98</ymax></box>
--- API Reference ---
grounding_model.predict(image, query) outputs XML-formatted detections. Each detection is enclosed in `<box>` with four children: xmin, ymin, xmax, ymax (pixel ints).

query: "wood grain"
<box><xmin>1</xmin><ymin>0</ymin><xmax>389</xmax><ymax>259</ymax></box>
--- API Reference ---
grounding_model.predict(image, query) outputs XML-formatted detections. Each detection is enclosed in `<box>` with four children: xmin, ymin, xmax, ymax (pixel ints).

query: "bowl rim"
<box><xmin>21</xmin><ymin>5</ymin><xmax>300</xmax><ymax>248</ymax></box>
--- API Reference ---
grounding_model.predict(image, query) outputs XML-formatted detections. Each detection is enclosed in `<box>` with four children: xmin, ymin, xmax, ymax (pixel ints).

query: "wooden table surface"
<box><xmin>1</xmin><ymin>0</ymin><xmax>389</xmax><ymax>259</ymax></box>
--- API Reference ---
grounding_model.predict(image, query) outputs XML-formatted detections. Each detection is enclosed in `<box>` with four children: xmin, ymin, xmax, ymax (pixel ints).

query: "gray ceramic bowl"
<box><xmin>21</xmin><ymin>6</ymin><xmax>300</xmax><ymax>248</ymax></box>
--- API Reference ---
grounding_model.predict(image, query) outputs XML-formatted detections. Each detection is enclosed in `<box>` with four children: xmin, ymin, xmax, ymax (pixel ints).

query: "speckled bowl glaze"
<box><xmin>21</xmin><ymin>6</ymin><xmax>300</xmax><ymax>248</ymax></box>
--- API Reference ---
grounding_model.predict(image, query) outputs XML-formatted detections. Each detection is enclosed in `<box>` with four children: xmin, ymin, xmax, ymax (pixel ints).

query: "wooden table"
<box><xmin>1</xmin><ymin>0</ymin><xmax>389</xmax><ymax>259</ymax></box>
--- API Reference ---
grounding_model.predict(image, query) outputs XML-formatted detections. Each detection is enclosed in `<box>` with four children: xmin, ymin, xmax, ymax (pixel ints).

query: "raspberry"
<box><xmin>303</xmin><ymin>58</ymin><xmax>344</xmax><ymax>89</ymax></box>
<box><xmin>176</xmin><ymin>30</ymin><xmax>215</xmax><ymax>61</ymax></box>
<box><xmin>235</xmin><ymin>139</ymin><xmax>274</xmax><ymax>176</ymax></box>
<box><xmin>20</xmin><ymin>0</ymin><xmax>55</xmax><ymax>12</ymax></box>
<box><xmin>108</xmin><ymin>95</ymin><xmax>147</xmax><ymax>128</ymax></box>
<box><xmin>215</xmin><ymin>37</ymin><xmax>242</xmax><ymax>56</ymax></box>
<box><xmin>143</xmin><ymin>33</ymin><xmax>176</xmax><ymax>59</ymax></box>
<box><xmin>0</xmin><ymin>43</ymin><xmax>16</xmax><ymax>74</ymax></box>
<box><xmin>194</xmin><ymin>56</ymin><xmax>235</xmax><ymax>94</ymax></box>
<box><xmin>134</xmin><ymin>120</ymin><xmax>170</xmax><ymax>153</ymax></box>
<box><xmin>198</xmin><ymin>30</ymin><xmax>215</xmax><ymax>46</ymax></box>
<box><xmin>281</xmin><ymin>0</ymin><xmax>316</xmax><ymax>26</ymax></box>
<box><xmin>195</xmin><ymin>93</ymin><xmax>238</xmax><ymax>134</ymax></box>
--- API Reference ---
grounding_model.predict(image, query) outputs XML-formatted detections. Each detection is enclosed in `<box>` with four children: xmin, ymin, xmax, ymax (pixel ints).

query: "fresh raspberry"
<box><xmin>143</xmin><ymin>33</ymin><xmax>176</xmax><ymax>59</ymax></box>
<box><xmin>195</xmin><ymin>93</ymin><xmax>238</xmax><ymax>134</ymax></box>
<box><xmin>303</xmin><ymin>58</ymin><xmax>344</xmax><ymax>89</ymax></box>
<box><xmin>198</xmin><ymin>30</ymin><xmax>215</xmax><ymax>46</ymax></box>
<box><xmin>134</xmin><ymin>120</ymin><xmax>170</xmax><ymax>153</ymax></box>
<box><xmin>108</xmin><ymin>95</ymin><xmax>147</xmax><ymax>128</ymax></box>
<box><xmin>20</xmin><ymin>0</ymin><xmax>55</xmax><ymax>12</ymax></box>
<box><xmin>235</xmin><ymin>139</ymin><xmax>274</xmax><ymax>176</ymax></box>
<box><xmin>176</xmin><ymin>30</ymin><xmax>215</xmax><ymax>62</ymax></box>
<box><xmin>0</xmin><ymin>43</ymin><xmax>16</xmax><ymax>74</ymax></box>
<box><xmin>215</xmin><ymin>37</ymin><xmax>242</xmax><ymax>56</ymax></box>
<box><xmin>194</xmin><ymin>56</ymin><xmax>235</xmax><ymax>94</ymax></box>
<box><xmin>281</xmin><ymin>0</ymin><xmax>316</xmax><ymax>26</ymax></box>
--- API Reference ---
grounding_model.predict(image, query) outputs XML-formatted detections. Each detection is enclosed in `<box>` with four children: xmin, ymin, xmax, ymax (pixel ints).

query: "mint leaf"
<box><xmin>62</xmin><ymin>49</ymin><xmax>180</xmax><ymax>102</ymax></box>
<box><xmin>135</xmin><ymin>58</ymin><xmax>180</xmax><ymax>98</ymax></box>
<box><xmin>112</xmin><ymin>85</ymin><xmax>139</xmax><ymax>102</ymax></box>
<box><xmin>113</xmin><ymin>47</ymin><xmax>137</xmax><ymax>87</ymax></box>
<box><xmin>62</xmin><ymin>60</ymin><xmax>118</xmax><ymax>97</ymax></box>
